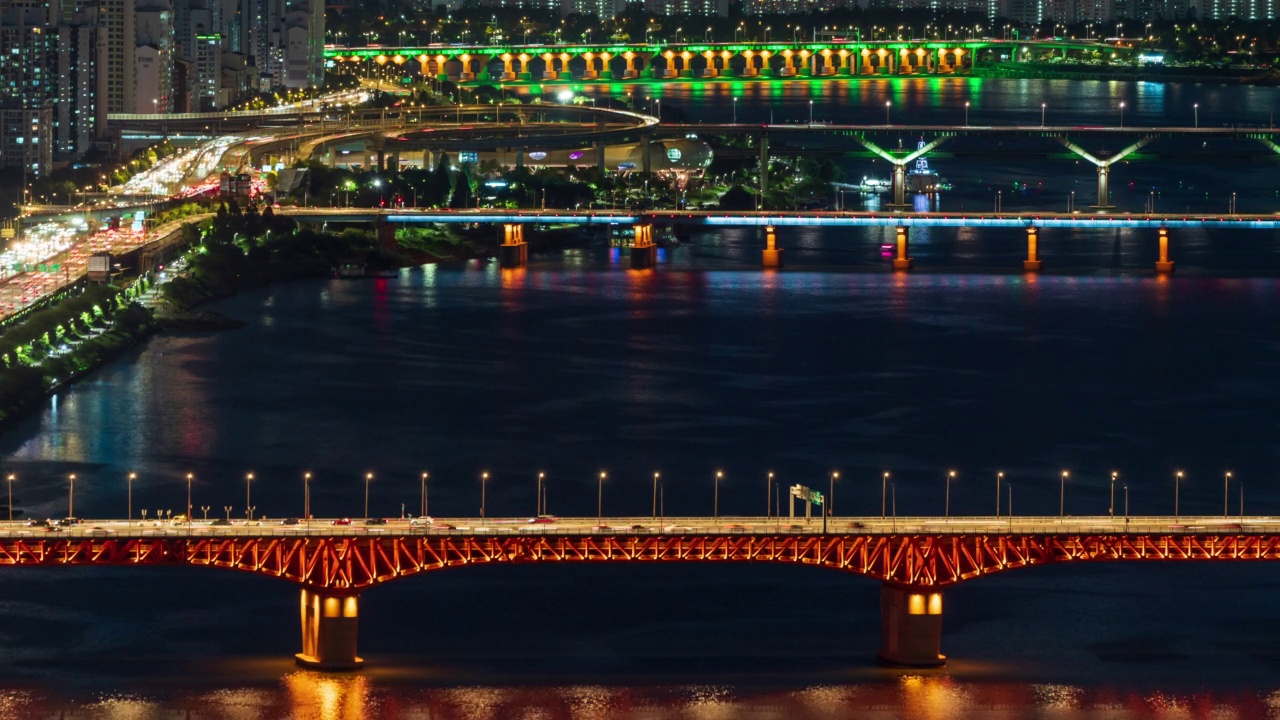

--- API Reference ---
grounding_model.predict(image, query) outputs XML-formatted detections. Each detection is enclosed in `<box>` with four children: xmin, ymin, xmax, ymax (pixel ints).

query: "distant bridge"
<box><xmin>324</xmin><ymin>38</ymin><xmax>1122</xmax><ymax>84</ymax></box>
<box><xmin>1</xmin><ymin>515</ymin><xmax>1273</xmax><ymax>670</ymax></box>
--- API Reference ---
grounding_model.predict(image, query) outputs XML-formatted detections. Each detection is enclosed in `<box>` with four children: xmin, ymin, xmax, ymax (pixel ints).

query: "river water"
<box><xmin>3</xmin><ymin>79</ymin><xmax>1280</xmax><ymax>719</ymax></box>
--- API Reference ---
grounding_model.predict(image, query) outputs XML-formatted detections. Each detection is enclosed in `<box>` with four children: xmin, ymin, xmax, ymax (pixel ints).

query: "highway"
<box><xmin>0</xmin><ymin>515</ymin><xmax>1266</xmax><ymax>539</ymax></box>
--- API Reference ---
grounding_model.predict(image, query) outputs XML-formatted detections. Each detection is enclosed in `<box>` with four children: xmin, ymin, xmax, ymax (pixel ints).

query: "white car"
<box><xmin>409</xmin><ymin>516</ymin><xmax>434</xmax><ymax>526</ymax></box>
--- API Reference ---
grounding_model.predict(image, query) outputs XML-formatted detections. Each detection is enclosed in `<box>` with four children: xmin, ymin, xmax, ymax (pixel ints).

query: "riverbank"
<box><xmin>974</xmin><ymin>62</ymin><xmax>1278</xmax><ymax>85</ymax></box>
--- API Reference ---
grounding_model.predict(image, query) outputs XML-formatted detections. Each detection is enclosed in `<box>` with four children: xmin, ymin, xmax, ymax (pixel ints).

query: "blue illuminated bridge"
<box><xmin>284</xmin><ymin>208</ymin><xmax>1280</xmax><ymax>273</ymax></box>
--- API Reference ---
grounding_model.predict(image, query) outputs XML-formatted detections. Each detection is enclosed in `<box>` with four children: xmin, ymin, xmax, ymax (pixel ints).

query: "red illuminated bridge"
<box><xmin>1</xmin><ymin>515</ymin><xmax>1274</xmax><ymax>670</ymax></box>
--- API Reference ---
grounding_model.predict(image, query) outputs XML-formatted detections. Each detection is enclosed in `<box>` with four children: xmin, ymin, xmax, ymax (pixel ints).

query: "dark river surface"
<box><xmin>4</xmin><ymin>79</ymin><xmax>1280</xmax><ymax>719</ymax></box>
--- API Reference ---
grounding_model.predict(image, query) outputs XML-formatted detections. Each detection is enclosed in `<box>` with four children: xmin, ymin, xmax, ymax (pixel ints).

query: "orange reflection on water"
<box><xmin>284</xmin><ymin>671</ymin><xmax>370</xmax><ymax>720</ymax></box>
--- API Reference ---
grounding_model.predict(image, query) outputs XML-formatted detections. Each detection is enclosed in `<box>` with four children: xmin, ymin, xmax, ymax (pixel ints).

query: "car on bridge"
<box><xmin>333</xmin><ymin>518</ymin><xmax>352</xmax><ymax>526</ymax></box>
<box><xmin>410</xmin><ymin>516</ymin><xmax>434</xmax><ymax>526</ymax></box>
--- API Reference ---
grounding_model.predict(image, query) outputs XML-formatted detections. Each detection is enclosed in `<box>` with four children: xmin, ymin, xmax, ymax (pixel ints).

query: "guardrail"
<box><xmin>1</xmin><ymin>515</ymin><xmax>1268</xmax><ymax>540</ymax></box>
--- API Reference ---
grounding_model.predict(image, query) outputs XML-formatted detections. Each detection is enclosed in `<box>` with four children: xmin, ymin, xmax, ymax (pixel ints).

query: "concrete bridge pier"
<box><xmin>1094</xmin><ymin>165</ymin><xmax>1114</xmax><ymax>209</ymax></box>
<box><xmin>762</xmin><ymin>225</ymin><xmax>783</xmax><ymax>268</ymax></box>
<box><xmin>498</xmin><ymin>223</ymin><xmax>529</xmax><ymax>268</ymax></box>
<box><xmin>877</xmin><ymin>585</ymin><xmax>946</xmax><ymax>667</ymax></box>
<box><xmin>892</xmin><ymin>226</ymin><xmax>913</xmax><ymax>270</ymax></box>
<box><xmin>1155</xmin><ymin>227</ymin><xmax>1175</xmax><ymax>273</ymax></box>
<box><xmin>1024</xmin><ymin>227</ymin><xmax>1043</xmax><ymax>271</ymax></box>
<box><xmin>889</xmin><ymin>164</ymin><xmax>908</xmax><ymax>208</ymax></box>
<box><xmin>631</xmin><ymin>223</ymin><xmax>656</xmax><ymax>269</ymax></box>
<box><xmin>296</xmin><ymin>588</ymin><xmax>364</xmax><ymax>671</ymax></box>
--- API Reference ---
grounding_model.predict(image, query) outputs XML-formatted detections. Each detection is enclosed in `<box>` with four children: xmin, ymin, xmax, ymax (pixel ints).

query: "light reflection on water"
<box><xmin>16</xmin><ymin>675</ymin><xmax>1280</xmax><ymax>720</ymax></box>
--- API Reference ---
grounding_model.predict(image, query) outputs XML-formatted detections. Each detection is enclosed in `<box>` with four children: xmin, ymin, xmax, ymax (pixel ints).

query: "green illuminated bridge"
<box><xmin>325</xmin><ymin>39</ymin><xmax>1122</xmax><ymax>83</ymax></box>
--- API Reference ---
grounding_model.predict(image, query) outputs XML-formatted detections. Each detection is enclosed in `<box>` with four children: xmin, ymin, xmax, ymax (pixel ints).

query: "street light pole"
<box><xmin>1060</xmin><ymin>470</ymin><xmax>1068</xmax><ymax>517</ymax></box>
<box><xmin>365</xmin><ymin>472</ymin><xmax>374</xmax><ymax>519</ymax></box>
<box><xmin>1119</xmin><ymin>101</ymin><xmax>1126</xmax><ymax>128</ymax></box>
<box><xmin>829</xmin><ymin>471</ymin><xmax>838</xmax><ymax>517</ymax></box>
<box><xmin>881</xmin><ymin>472</ymin><xmax>889</xmax><ymax>518</ymax></box>
<box><xmin>597</xmin><ymin>471</ymin><xmax>606</xmax><ymax>523</ymax></box>
<box><xmin>767</xmin><ymin>471</ymin><xmax>774</xmax><ymax>518</ymax></box>
<box><xmin>1175</xmin><ymin>470</ymin><xmax>1183</xmax><ymax>519</ymax></box>
<box><xmin>185</xmin><ymin>473</ymin><xmax>193</xmax><ymax>520</ymax></box>
<box><xmin>68</xmin><ymin>473</ymin><xmax>76</xmax><ymax>518</ymax></box>
<box><xmin>5</xmin><ymin>474</ymin><xmax>12</xmax><ymax>523</ymax></box>
<box><xmin>945</xmin><ymin>470</ymin><xmax>955</xmax><ymax>518</ymax></box>
<box><xmin>245</xmin><ymin>472</ymin><xmax>253</xmax><ymax>520</ymax></box>
<box><xmin>964</xmin><ymin>101</ymin><xmax>970</xmax><ymax>126</ymax></box>
<box><xmin>1194</xmin><ymin>102</ymin><xmax>1199</xmax><ymax>128</ymax></box>
<box><xmin>1041</xmin><ymin>102</ymin><xmax>1046</xmax><ymax>127</ymax></box>
<box><xmin>481</xmin><ymin>472</ymin><xmax>489</xmax><ymax>520</ymax></box>
<box><xmin>885</xmin><ymin>100</ymin><xmax>891</xmax><ymax>125</ymax></box>
<box><xmin>1110</xmin><ymin>471</ymin><xmax>1117</xmax><ymax>517</ymax></box>
<box><xmin>304</xmin><ymin>472</ymin><xmax>312</xmax><ymax>521</ymax></box>
<box><xmin>714</xmin><ymin>470</ymin><xmax>723</xmax><ymax>520</ymax></box>
<box><xmin>996</xmin><ymin>472</ymin><xmax>1003</xmax><ymax>518</ymax></box>
<box><xmin>421</xmin><ymin>472</ymin><xmax>428</xmax><ymax>517</ymax></box>
<box><xmin>537</xmin><ymin>472</ymin><xmax>545</xmax><ymax>517</ymax></box>
<box><xmin>128</xmin><ymin>472</ymin><xmax>136</xmax><ymax>522</ymax></box>
<box><xmin>1224</xmin><ymin>471</ymin><xmax>1232</xmax><ymax>518</ymax></box>
<box><xmin>652</xmin><ymin>472</ymin><xmax>660</xmax><ymax>519</ymax></box>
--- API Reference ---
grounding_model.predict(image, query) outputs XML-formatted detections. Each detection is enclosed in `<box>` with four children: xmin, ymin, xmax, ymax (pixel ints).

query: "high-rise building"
<box><xmin>0</xmin><ymin>14</ymin><xmax>55</xmax><ymax>174</ymax></box>
<box><xmin>101</xmin><ymin>0</ymin><xmax>136</xmax><ymax>113</ymax></box>
<box><xmin>0</xmin><ymin>107</ymin><xmax>51</xmax><ymax>177</ymax></box>
<box><xmin>135</xmin><ymin>0</ymin><xmax>174</xmax><ymax>113</ymax></box>
<box><xmin>55</xmin><ymin>21</ymin><xmax>101</xmax><ymax>154</ymax></box>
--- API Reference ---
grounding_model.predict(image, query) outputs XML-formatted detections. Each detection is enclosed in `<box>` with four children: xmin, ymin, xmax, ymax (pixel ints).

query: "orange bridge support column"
<box><xmin>498</xmin><ymin>223</ymin><xmax>528</xmax><ymax>268</ymax></box>
<box><xmin>1023</xmin><ymin>226</ymin><xmax>1043</xmax><ymax>271</ymax></box>
<box><xmin>296</xmin><ymin>588</ymin><xmax>364</xmax><ymax>671</ymax></box>
<box><xmin>631</xmin><ymin>223</ymin><xmax>657</xmax><ymax>269</ymax></box>
<box><xmin>892</xmin><ymin>226</ymin><xmax>913</xmax><ymax>270</ymax></box>
<box><xmin>876</xmin><ymin>584</ymin><xmax>945</xmax><ymax>668</ymax></box>
<box><xmin>1155</xmin><ymin>227</ymin><xmax>1175</xmax><ymax>274</ymax></box>
<box><xmin>762</xmin><ymin>225</ymin><xmax>783</xmax><ymax>268</ymax></box>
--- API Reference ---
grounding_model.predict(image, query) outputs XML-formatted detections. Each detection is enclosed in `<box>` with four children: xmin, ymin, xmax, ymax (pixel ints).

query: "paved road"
<box><xmin>0</xmin><ymin>515</ymin><xmax>1267</xmax><ymax>540</ymax></box>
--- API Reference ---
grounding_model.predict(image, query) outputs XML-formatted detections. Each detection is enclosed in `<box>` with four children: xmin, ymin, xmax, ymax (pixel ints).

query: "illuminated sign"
<box><xmin>528</xmin><ymin>151</ymin><xmax>547</xmax><ymax>161</ymax></box>
<box><xmin>1138</xmin><ymin>53</ymin><xmax>1164</xmax><ymax>64</ymax></box>
<box><xmin>569</xmin><ymin>151</ymin><xmax>585</xmax><ymax>160</ymax></box>
<box><xmin>459</xmin><ymin>151</ymin><xmax>478</xmax><ymax>163</ymax></box>
<box><xmin>666</xmin><ymin>147</ymin><xmax>682</xmax><ymax>162</ymax></box>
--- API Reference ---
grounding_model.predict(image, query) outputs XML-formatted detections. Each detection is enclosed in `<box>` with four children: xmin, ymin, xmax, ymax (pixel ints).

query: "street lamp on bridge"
<box><xmin>767</xmin><ymin>471</ymin><xmax>775</xmax><ymax>519</ymax></box>
<box><xmin>945</xmin><ymin>471</ymin><xmax>955</xmax><ymax>518</ymax></box>
<box><xmin>714</xmin><ymin>470</ymin><xmax>724</xmax><ymax>520</ymax></box>
<box><xmin>829</xmin><ymin>471</ymin><xmax>839</xmax><ymax>517</ymax></box>
<box><xmin>996</xmin><ymin>472</ymin><xmax>1004</xmax><ymax>518</ymax></box>
<box><xmin>1041</xmin><ymin>102</ymin><xmax>1047</xmax><ymax>127</ymax></box>
<box><xmin>1174</xmin><ymin>470</ymin><xmax>1183</xmax><ymax>519</ymax></box>
<box><xmin>1194</xmin><ymin>103</ymin><xmax>1199</xmax><ymax>128</ymax></box>
<box><xmin>597</xmin><ymin>471</ymin><xmax>606</xmax><ymax>523</ymax></box>
<box><xmin>885</xmin><ymin>100</ymin><xmax>891</xmax><ymax>126</ymax></box>
<box><xmin>365</xmin><ymin>472</ymin><xmax>374</xmax><ymax>519</ymax></box>
<box><xmin>128</xmin><ymin>472</ymin><xmax>137</xmax><ymax>522</ymax></box>
<box><xmin>68</xmin><ymin>473</ymin><xmax>76</xmax><ymax>519</ymax></box>
<box><xmin>882</xmin><ymin>472</ymin><xmax>889</xmax><ymax>518</ymax></box>
<box><xmin>1119</xmin><ymin>101</ymin><xmax>1126</xmax><ymax>129</ymax></box>
<box><xmin>5</xmin><ymin>474</ymin><xmax>13</xmax><ymax>523</ymax></box>
<box><xmin>1110</xmin><ymin>471</ymin><xmax>1118</xmax><ymax>517</ymax></box>
<box><xmin>245</xmin><ymin>472</ymin><xmax>254</xmax><ymax>520</ymax></box>
<box><xmin>1224</xmin><ymin>471</ymin><xmax>1233</xmax><ymax>518</ymax></box>
<box><xmin>185</xmin><ymin>472</ymin><xmax>193</xmax><ymax>521</ymax></box>
<box><xmin>1060</xmin><ymin>470</ymin><xmax>1069</xmax><ymax>517</ymax></box>
<box><xmin>538</xmin><ymin>472</ymin><xmax>546</xmax><ymax>517</ymax></box>
<box><xmin>481</xmin><ymin>472</ymin><xmax>489</xmax><ymax>520</ymax></box>
<box><xmin>421</xmin><ymin>472</ymin><xmax>429</xmax><ymax>518</ymax></box>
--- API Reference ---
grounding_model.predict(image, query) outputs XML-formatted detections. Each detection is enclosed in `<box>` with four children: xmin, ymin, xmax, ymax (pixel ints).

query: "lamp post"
<box><xmin>481</xmin><ymin>471</ymin><xmax>489</xmax><ymax>520</ymax></box>
<box><xmin>245</xmin><ymin>472</ymin><xmax>254</xmax><ymax>520</ymax></box>
<box><xmin>945</xmin><ymin>470</ymin><xmax>955</xmax><ymax>518</ymax></box>
<box><xmin>68</xmin><ymin>473</ymin><xmax>76</xmax><ymax>519</ymax></box>
<box><xmin>1224</xmin><ymin>471</ymin><xmax>1232</xmax><ymax>517</ymax></box>
<box><xmin>185</xmin><ymin>473</ymin><xmax>193</xmax><ymax>520</ymax></box>
<box><xmin>881</xmin><ymin>472</ymin><xmax>889</xmax><ymax>518</ymax></box>
<box><xmin>767</xmin><ymin>471</ymin><xmax>774</xmax><ymax>518</ymax></box>
<box><xmin>128</xmin><ymin>472</ymin><xmax>137</xmax><ymax>521</ymax></box>
<box><xmin>1124</xmin><ymin>484</ymin><xmax>1130</xmax><ymax>519</ymax></box>
<box><xmin>304</xmin><ymin>472</ymin><xmax>312</xmax><ymax>521</ymax></box>
<box><xmin>6</xmin><ymin>474</ymin><xmax>13</xmax><ymax>523</ymax></box>
<box><xmin>964</xmin><ymin>101</ymin><xmax>970</xmax><ymax>126</ymax></box>
<box><xmin>652</xmin><ymin>472</ymin><xmax>660</xmax><ymax>519</ymax></box>
<box><xmin>829</xmin><ymin>471</ymin><xmax>838</xmax><ymax>517</ymax></box>
<box><xmin>536</xmin><ymin>472</ymin><xmax>545</xmax><ymax>517</ymax></box>
<box><xmin>1119</xmin><ymin>101</ymin><xmax>1126</xmax><ymax>128</ymax></box>
<box><xmin>364</xmin><ymin>472</ymin><xmax>374</xmax><ymax>519</ymax></box>
<box><xmin>885</xmin><ymin>100</ymin><xmax>891</xmax><ymax>125</ymax></box>
<box><xmin>1174</xmin><ymin>470</ymin><xmax>1183</xmax><ymax>519</ymax></box>
<box><xmin>420</xmin><ymin>472</ymin><xmax>428</xmax><ymax>517</ymax></box>
<box><xmin>1110</xmin><ymin>471</ymin><xmax>1118</xmax><ymax>517</ymax></box>
<box><xmin>597</xmin><ymin>471</ymin><xmax>606</xmax><ymax>523</ymax></box>
<box><xmin>1041</xmin><ymin>102</ymin><xmax>1046</xmax><ymax>127</ymax></box>
<box><xmin>996</xmin><ymin>472</ymin><xmax>1003</xmax><ymax>518</ymax></box>
<box><xmin>808</xmin><ymin>100</ymin><xmax>814</xmax><ymax>125</ymax></box>
<box><xmin>1194</xmin><ymin>102</ymin><xmax>1199</xmax><ymax>128</ymax></box>
<box><xmin>732</xmin><ymin>97</ymin><xmax>737</xmax><ymax>124</ymax></box>
<box><xmin>1060</xmin><ymin>470</ymin><xmax>1068</xmax><ymax>517</ymax></box>
<box><xmin>714</xmin><ymin>470</ymin><xmax>723</xmax><ymax>520</ymax></box>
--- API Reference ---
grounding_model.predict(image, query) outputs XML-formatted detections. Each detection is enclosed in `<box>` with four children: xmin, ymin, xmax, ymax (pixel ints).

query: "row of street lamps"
<box><xmin>2</xmin><ymin>469</ymin><xmax>1247</xmax><ymax>524</ymax></box>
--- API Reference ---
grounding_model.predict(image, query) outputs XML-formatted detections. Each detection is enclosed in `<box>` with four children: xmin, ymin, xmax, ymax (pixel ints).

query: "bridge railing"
<box><xmin>0</xmin><ymin>515</ymin><xmax>1271</xmax><ymax>540</ymax></box>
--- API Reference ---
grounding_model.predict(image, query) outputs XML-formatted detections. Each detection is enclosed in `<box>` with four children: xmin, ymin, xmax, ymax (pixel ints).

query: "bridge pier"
<box><xmin>1093</xmin><ymin>165</ymin><xmax>1114</xmax><ymax>209</ymax></box>
<box><xmin>877</xmin><ymin>585</ymin><xmax>945</xmax><ymax>668</ymax></box>
<box><xmin>1155</xmin><ymin>227</ymin><xmax>1175</xmax><ymax>274</ymax></box>
<box><xmin>1023</xmin><ymin>227</ymin><xmax>1043</xmax><ymax>271</ymax></box>
<box><xmin>762</xmin><ymin>225</ymin><xmax>783</xmax><ymax>268</ymax></box>
<box><xmin>889</xmin><ymin>163</ymin><xmax>908</xmax><ymax>209</ymax></box>
<box><xmin>296</xmin><ymin>588</ymin><xmax>364</xmax><ymax>671</ymax></box>
<box><xmin>892</xmin><ymin>226</ymin><xmax>913</xmax><ymax>270</ymax></box>
<box><xmin>498</xmin><ymin>223</ymin><xmax>528</xmax><ymax>268</ymax></box>
<box><xmin>631</xmin><ymin>223</ymin><xmax>656</xmax><ymax>269</ymax></box>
